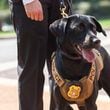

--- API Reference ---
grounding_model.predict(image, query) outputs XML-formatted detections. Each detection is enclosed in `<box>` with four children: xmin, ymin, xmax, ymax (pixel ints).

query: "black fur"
<box><xmin>49</xmin><ymin>14</ymin><xmax>110</xmax><ymax>110</ymax></box>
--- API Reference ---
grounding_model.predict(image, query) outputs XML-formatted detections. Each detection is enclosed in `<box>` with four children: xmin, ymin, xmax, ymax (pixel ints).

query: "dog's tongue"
<box><xmin>82</xmin><ymin>49</ymin><xmax>96</xmax><ymax>63</ymax></box>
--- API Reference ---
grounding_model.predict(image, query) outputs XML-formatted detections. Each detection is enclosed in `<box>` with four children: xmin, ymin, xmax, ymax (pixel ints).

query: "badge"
<box><xmin>67</xmin><ymin>85</ymin><xmax>81</xmax><ymax>99</ymax></box>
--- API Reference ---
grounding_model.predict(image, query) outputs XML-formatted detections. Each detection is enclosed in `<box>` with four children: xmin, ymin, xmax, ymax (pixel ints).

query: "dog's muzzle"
<box><xmin>83</xmin><ymin>35</ymin><xmax>101</xmax><ymax>49</ymax></box>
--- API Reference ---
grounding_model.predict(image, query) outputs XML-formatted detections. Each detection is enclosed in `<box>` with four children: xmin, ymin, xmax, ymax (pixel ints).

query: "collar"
<box><xmin>60</xmin><ymin>50</ymin><xmax>82</xmax><ymax>60</ymax></box>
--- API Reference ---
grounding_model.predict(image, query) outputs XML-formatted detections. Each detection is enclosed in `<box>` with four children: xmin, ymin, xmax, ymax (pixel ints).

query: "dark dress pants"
<box><xmin>10</xmin><ymin>1</ymin><xmax>48</xmax><ymax>110</ymax></box>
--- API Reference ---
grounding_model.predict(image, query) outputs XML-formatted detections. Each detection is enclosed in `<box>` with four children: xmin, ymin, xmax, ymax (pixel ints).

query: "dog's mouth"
<box><xmin>82</xmin><ymin>48</ymin><xmax>96</xmax><ymax>63</ymax></box>
<box><xmin>73</xmin><ymin>44</ymin><xmax>96</xmax><ymax>63</ymax></box>
<box><xmin>61</xmin><ymin>44</ymin><xmax>96</xmax><ymax>62</ymax></box>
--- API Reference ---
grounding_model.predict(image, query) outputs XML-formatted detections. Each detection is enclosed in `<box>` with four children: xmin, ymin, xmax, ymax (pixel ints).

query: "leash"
<box><xmin>59</xmin><ymin>0</ymin><xmax>74</xmax><ymax>18</ymax></box>
<box><xmin>59</xmin><ymin>0</ymin><xmax>69</xmax><ymax>18</ymax></box>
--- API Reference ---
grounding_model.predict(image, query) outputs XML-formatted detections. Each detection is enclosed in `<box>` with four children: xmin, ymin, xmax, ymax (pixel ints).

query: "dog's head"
<box><xmin>49</xmin><ymin>14</ymin><xmax>107</xmax><ymax>63</ymax></box>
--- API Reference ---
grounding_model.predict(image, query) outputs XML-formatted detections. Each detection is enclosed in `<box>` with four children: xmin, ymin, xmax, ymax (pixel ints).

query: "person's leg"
<box><xmin>10</xmin><ymin>1</ymin><xmax>48</xmax><ymax>110</ymax></box>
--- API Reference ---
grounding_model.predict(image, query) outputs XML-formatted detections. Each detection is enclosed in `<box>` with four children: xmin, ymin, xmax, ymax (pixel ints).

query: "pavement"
<box><xmin>0</xmin><ymin>76</ymin><xmax>110</xmax><ymax>110</ymax></box>
<box><xmin>0</xmin><ymin>31</ymin><xmax>110</xmax><ymax>110</ymax></box>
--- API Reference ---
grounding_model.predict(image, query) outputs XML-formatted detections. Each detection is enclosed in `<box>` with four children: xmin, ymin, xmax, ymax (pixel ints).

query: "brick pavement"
<box><xmin>0</xmin><ymin>84</ymin><xmax>110</xmax><ymax>110</ymax></box>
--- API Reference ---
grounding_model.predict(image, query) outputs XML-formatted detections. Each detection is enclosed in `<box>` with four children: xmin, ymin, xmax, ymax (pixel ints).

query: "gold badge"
<box><xmin>67</xmin><ymin>85</ymin><xmax>81</xmax><ymax>99</ymax></box>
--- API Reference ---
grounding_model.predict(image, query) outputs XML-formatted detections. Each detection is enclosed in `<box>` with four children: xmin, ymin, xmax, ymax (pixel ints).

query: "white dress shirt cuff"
<box><xmin>23</xmin><ymin>0</ymin><xmax>35</xmax><ymax>5</ymax></box>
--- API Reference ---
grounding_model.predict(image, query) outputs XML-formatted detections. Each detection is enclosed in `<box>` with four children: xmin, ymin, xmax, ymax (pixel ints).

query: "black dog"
<box><xmin>49</xmin><ymin>14</ymin><xmax>110</xmax><ymax>110</ymax></box>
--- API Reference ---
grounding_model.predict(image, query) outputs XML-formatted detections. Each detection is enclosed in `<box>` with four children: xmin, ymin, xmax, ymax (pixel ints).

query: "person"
<box><xmin>8</xmin><ymin>0</ymin><xmax>73</xmax><ymax>110</ymax></box>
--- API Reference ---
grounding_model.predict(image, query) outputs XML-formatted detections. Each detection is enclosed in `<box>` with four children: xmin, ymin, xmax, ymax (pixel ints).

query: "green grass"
<box><xmin>99</xmin><ymin>18</ymin><xmax>110</xmax><ymax>29</ymax></box>
<box><xmin>0</xmin><ymin>31</ymin><xmax>16</xmax><ymax>38</ymax></box>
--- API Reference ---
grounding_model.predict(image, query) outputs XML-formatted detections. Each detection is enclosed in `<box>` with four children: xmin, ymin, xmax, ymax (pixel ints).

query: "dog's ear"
<box><xmin>91</xmin><ymin>16</ymin><xmax>107</xmax><ymax>36</ymax></box>
<box><xmin>49</xmin><ymin>18</ymin><xmax>68</xmax><ymax>37</ymax></box>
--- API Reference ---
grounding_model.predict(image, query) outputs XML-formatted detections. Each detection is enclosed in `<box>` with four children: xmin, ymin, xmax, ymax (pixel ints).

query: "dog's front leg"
<box><xmin>49</xmin><ymin>80</ymin><xmax>73</xmax><ymax>110</ymax></box>
<box><xmin>78</xmin><ymin>106</ymin><xmax>87</xmax><ymax>110</ymax></box>
<box><xmin>77</xmin><ymin>102</ymin><xmax>97</xmax><ymax>110</ymax></box>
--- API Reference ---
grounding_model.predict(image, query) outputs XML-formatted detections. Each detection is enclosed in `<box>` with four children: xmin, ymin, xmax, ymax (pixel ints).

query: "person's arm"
<box><xmin>23</xmin><ymin>0</ymin><xmax>43</xmax><ymax>21</ymax></box>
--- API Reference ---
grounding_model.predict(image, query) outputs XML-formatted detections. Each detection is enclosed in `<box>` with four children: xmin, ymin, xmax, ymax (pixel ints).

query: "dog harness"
<box><xmin>51</xmin><ymin>49</ymin><xmax>103</xmax><ymax>105</ymax></box>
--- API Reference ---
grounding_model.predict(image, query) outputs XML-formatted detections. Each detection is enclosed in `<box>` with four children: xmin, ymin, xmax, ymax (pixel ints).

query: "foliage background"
<box><xmin>72</xmin><ymin>0</ymin><xmax>110</xmax><ymax>20</ymax></box>
<box><xmin>0</xmin><ymin>0</ymin><xmax>110</xmax><ymax>29</ymax></box>
<box><xmin>0</xmin><ymin>0</ymin><xmax>8</xmax><ymax>9</ymax></box>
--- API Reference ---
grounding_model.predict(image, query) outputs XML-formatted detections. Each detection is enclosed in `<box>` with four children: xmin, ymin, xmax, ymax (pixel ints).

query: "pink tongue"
<box><xmin>82</xmin><ymin>49</ymin><xmax>95</xmax><ymax>63</ymax></box>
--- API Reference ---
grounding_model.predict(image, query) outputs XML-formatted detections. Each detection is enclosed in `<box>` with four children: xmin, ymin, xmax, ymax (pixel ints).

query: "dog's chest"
<box><xmin>56</xmin><ymin>55</ymin><xmax>91</xmax><ymax>80</ymax></box>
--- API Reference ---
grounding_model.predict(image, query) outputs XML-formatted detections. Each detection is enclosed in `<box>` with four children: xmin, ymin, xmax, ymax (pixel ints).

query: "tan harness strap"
<box><xmin>52</xmin><ymin>56</ymin><xmax>65</xmax><ymax>87</ymax></box>
<box><xmin>87</xmin><ymin>62</ymin><xmax>96</xmax><ymax>82</ymax></box>
<box><xmin>52</xmin><ymin>55</ymin><xmax>96</xmax><ymax>88</ymax></box>
<box><xmin>93</xmin><ymin>49</ymin><xmax>103</xmax><ymax>80</ymax></box>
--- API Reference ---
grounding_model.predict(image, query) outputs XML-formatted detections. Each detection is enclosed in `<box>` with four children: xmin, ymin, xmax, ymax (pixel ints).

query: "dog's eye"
<box><xmin>74</xmin><ymin>27</ymin><xmax>80</xmax><ymax>32</ymax></box>
<box><xmin>79</xmin><ymin>23</ymin><xmax>85</xmax><ymax>31</ymax></box>
<box><xmin>74</xmin><ymin>24</ymin><xmax>84</xmax><ymax>32</ymax></box>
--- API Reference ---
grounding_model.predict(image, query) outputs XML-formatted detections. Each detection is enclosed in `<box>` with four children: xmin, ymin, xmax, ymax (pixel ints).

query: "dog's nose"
<box><xmin>92</xmin><ymin>37</ymin><xmax>101</xmax><ymax>44</ymax></box>
<box><xmin>83</xmin><ymin>35</ymin><xmax>101</xmax><ymax>49</ymax></box>
<box><xmin>90</xmin><ymin>37</ymin><xmax>101</xmax><ymax>48</ymax></box>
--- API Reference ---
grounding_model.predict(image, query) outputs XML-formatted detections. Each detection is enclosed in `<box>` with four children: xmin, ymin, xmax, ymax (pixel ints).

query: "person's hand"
<box><xmin>24</xmin><ymin>0</ymin><xmax>43</xmax><ymax>21</ymax></box>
